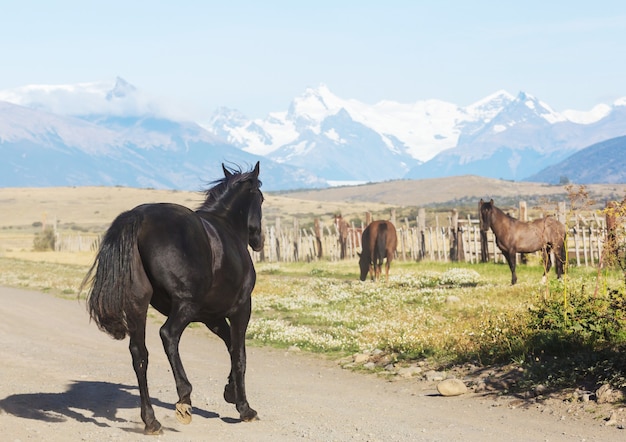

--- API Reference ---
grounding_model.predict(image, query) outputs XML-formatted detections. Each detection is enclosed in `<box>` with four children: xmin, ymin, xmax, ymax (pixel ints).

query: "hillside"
<box><xmin>2</xmin><ymin>177</ymin><xmax>625</xmax><ymax>238</ymax></box>
<box><xmin>527</xmin><ymin>135</ymin><xmax>626</xmax><ymax>184</ymax></box>
<box><xmin>277</xmin><ymin>175</ymin><xmax>626</xmax><ymax>209</ymax></box>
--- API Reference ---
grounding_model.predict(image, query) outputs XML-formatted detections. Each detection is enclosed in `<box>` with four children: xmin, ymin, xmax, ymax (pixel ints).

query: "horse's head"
<box><xmin>357</xmin><ymin>251</ymin><xmax>370</xmax><ymax>281</ymax></box>
<box><xmin>479</xmin><ymin>198</ymin><xmax>494</xmax><ymax>232</ymax></box>
<box><xmin>247</xmin><ymin>182</ymin><xmax>265</xmax><ymax>252</ymax></box>
<box><xmin>201</xmin><ymin>162</ymin><xmax>264</xmax><ymax>251</ymax></box>
<box><xmin>228</xmin><ymin>162</ymin><xmax>265</xmax><ymax>252</ymax></box>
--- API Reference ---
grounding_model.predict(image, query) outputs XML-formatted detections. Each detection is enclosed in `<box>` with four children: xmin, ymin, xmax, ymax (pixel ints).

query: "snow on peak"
<box><xmin>562</xmin><ymin>103</ymin><xmax>612</xmax><ymax>124</ymax></box>
<box><xmin>467</xmin><ymin>89</ymin><xmax>515</xmax><ymax>109</ymax></box>
<box><xmin>510</xmin><ymin>91</ymin><xmax>566</xmax><ymax>124</ymax></box>
<box><xmin>465</xmin><ymin>90</ymin><xmax>515</xmax><ymax>122</ymax></box>
<box><xmin>288</xmin><ymin>84</ymin><xmax>345</xmax><ymax>123</ymax></box>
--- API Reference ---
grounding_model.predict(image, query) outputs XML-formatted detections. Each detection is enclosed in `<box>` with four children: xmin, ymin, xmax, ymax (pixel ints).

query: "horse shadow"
<box><xmin>0</xmin><ymin>380</ymin><xmax>220</xmax><ymax>432</ymax></box>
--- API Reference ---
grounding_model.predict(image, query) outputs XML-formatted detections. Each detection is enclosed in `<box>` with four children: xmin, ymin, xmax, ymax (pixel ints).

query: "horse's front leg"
<box><xmin>227</xmin><ymin>304</ymin><xmax>258</xmax><ymax>422</ymax></box>
<box><xmin>160</xmin><ymin>314</ymin><xmax>194</xmax><ymax>425</ymax></box>
<box><xmin>504</xmin><ymin>251</ymin><xmax>517</xmax><ymax>285</ymax></box>
<box><xmin>204</xmin><ymin>318</ymin><xmax>237</xmax><ymax>404</ymax></box>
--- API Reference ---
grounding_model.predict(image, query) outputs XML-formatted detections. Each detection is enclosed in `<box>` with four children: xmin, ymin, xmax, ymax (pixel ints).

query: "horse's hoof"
<box><xmin>144</xmin><ymin>420</ymin><xmax>163</xmax><ymax>435</ymax></box>
<box><xmin>241</xmin><ymin>408</ymin><xmax>259</xmax><ymax>422</ymax></box>
<box><xmin>224</xmin><ymin>383</ymin><xmax>236</xmax><ymax>404</ymax></box>
<box><xmin>175</xmin><ymin>402</ymin><xmax>193</xmax><ymax>425</ymax></box>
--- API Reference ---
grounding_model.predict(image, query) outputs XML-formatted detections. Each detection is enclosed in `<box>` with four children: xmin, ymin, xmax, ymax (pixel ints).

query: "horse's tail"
<box><xmin>81</xmin><ymin>209</ymin><xmax>143</xmax><ymax>340</ymax></box>
<box><xmin>375</xmin><ymin>223</ymin><xmax>388</xmax><ymax>265</ymax></box>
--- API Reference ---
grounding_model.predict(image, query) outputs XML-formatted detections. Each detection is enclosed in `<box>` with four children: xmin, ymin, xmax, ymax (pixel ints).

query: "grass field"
<box><xmin>2</xmin><ymin>182</ymin><xmax>626</xmax><ymax>395</ymax></box>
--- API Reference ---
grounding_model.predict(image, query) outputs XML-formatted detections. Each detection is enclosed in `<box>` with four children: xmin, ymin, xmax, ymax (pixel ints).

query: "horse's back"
<box><xmin>134</xmin><ymin>203</ymin><xmax>211</xmax><ymax>269</ymax></box>
<box><xmin>133</xmin><ymin>203</ymin><xmax>252</xmax><ymax>315</ymax></box>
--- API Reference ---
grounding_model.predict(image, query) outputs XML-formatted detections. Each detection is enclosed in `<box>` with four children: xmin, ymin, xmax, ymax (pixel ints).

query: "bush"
<box><xmin>33</xmin><ymin>227</ymin><xmax>56</xmax><ymax>251</ymax></box>
<box><xmin>527</xmin><ymin>283</ymin><xmax>626</xmax><ymax>354</ymax></box>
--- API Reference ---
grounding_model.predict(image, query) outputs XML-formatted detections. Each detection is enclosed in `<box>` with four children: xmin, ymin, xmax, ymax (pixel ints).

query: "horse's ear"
<box><xmin>252</xmin><ymin>161</ymin><xmax>260</xmax><ymax>178</ymax></box>
<box><xmin>479</xmin><ymin>199</ymin><xmax>484</xmax><ymax>204</ymax></box>
<box><xmin>222</xmin><ymin>164</ymin><xmax>233</xmax><ymax>178</ymax></box>
<box><xmin>490</xmin><ymin>198</ymin><xmax>494</xmax><ymax>204</ymax></box>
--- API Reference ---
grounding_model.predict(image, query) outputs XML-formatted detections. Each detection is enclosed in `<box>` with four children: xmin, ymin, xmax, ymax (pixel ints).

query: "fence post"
<box><xmin>418</xmin><ymin>209</ymin><xmax>426</xmax><ymax>260</ymax></box>
<box><xmin>478</xmin><ymin>200</ymin><xmax>488</xmax><ymax>262</ymax></box>
<box><xmin>314</xmin><ymin>218</ymin><xmax>322</xmax><ymax>259</ymax></box>
<box><xmin>450</xmin><ymin>209</ymin><xmax>459</xmax><ymax>261</ymax></box>
<box><xmin>605</xmin><ymin>201</ymin><xmax>618</xmax><ymax>263</ymax></box>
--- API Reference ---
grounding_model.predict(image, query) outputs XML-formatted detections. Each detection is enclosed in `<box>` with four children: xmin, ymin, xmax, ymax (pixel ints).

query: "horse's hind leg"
<box><xmin>129</xmin><ymin>316</ymin><xmax>162</xmax><ymax>434</ymax></box>
<box><xmin>544</xmin><ymin>246</ymin><xmax>553</xmax><ymax>275</ymax></box>
<box><xmin>205</xmin><ymin>318</ymin><xmax>236</xmax><ymax>404</ymax></box>
<box><xmin>385</xmin><ymin>254</ymin><xmax>393</xmax><ymax>282</ymax></box>
<box><xmin>160</xmin><ymin>313</ymin><xmax>194</xmax><ymax>425</ymax></box>
<box><xmin>556</xmin><ymin>244</ymin><xmax>565</xmax><ymax>279</ymax></box>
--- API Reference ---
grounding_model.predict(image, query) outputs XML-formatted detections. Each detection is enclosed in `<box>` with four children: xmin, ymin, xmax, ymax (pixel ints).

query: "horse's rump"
<box><xmin>359</xmin><ymin>220</ymin><xmax>397</xmax><ymax>281</ymax></box>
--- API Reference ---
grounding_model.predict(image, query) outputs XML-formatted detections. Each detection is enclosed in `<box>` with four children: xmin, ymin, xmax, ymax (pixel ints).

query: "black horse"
<box><xmin>82</xmin><ymin>162</ymin><xmax>264</xmax><ymax>434</ymax></box>
<box><xmin>479</xmin><ymin>198</ymin><xmax>566</xmax><ymax>285</ymax></box>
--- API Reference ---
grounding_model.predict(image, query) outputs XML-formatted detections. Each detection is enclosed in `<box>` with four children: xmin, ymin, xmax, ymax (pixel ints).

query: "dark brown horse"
<box><xmin>358</xmin><ymin>220</ymin><xmax>397</xmax><ymax>282</ymax></box>
<box><xmin>81</xmin><ymin>162</ymin><xmax>263</xmax><ymax>434</ymax></box>
<box><xmin>479</xmin><ymin>199</ymin><xmax>566</xmax><ymax>285</ymax></box>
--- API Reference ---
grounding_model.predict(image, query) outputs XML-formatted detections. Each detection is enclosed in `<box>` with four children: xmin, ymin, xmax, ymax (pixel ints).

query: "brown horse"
<box><xmin>358</xmin><ymin>220</ymin><xmax>397</xmax><ymax>282</ymax></box>
<box><xmin>479</xmin><ymin>199</ymin><xmax>566</xmax><ymax>285</ymax></box>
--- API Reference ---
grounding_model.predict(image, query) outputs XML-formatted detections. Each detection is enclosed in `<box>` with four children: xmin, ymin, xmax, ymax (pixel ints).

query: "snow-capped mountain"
<box><xmin>0</xmin><ymin>78</ymin><xmax>328</xmax><ymax>191</ymax></box>
<box><xmin>405</xmin><ymin>92</ymin><xmax>626</xmax><ymax>181</ymax></box>
<box><xmin>2</xmin><ymin>78</ymin><xmax>626</xmax><ymax>190</ymax></box>
<box><xmin>206</xmin><ymin>85</ymin><xmax>626</xmax><ymax>183</ymax></box>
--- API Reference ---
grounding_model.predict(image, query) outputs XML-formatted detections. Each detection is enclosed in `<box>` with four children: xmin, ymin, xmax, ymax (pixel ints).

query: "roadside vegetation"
<box><xmin>2</xmin><ymin>249</ymin><xmax>626</xmax><ymax>395</ymax></box>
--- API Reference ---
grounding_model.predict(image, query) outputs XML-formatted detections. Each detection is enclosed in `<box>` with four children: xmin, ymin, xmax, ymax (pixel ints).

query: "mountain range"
<box><xmin>207</xmin><ymin>86</ymin><xmax>626</xmax><ymax>184</ymax></box>
<box><xmin>1</xmin><ymin>77</ymin><xmax>625</xmax><ymax>191</ymax></box>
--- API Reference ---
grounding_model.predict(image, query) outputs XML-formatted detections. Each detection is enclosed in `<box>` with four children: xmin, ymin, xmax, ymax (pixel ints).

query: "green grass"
<box><xmin>2</xmin><ymin>255</ymin><xmax>626</xmax><ymax>392</ymax></box>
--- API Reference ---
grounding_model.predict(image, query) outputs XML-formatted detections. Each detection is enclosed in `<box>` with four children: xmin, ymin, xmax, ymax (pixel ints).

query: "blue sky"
<box><xmin>1</xmin><ymin>1</ymin><xmax>626</xmax><ymax>119</ymax></box>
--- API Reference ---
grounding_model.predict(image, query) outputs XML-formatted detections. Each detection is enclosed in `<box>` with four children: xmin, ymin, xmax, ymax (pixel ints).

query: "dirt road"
<box><xmin>0</xmin><ymin>287</ymin><xmax>622</xmax><ymax>441</ymax></box>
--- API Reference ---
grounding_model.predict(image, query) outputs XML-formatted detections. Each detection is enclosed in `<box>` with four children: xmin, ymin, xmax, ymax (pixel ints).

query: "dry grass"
<box><xmin>282</xmin><ymin>176</ymin><xmax>626</xmax><ymax>208</ymax></box>
<box><xmin>2</xmin><ymin>178</ymin><xmax>625</xmax><ymax>255</ymax></box>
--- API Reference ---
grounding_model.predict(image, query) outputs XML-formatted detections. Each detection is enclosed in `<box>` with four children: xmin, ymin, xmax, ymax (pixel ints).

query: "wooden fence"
<box><xmin>54</xmin><ymin>201</ymin><xmax>621</xmax><ymax>268</ymax></box>
<box><xmin>250</xmin><ymin>214</ymin><xmax>611</xmax><ymax>267</ymax></box>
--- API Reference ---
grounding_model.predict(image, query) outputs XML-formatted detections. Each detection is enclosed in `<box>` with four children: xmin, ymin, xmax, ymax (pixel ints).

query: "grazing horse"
<box><xmin>81</xmin><ymin>162</ymin><xmax>264</xmax><ymax>434</ymax></box>
<box><xmin>479</xmin><ymin>199</ymin><xmax>566</xmax><ymax>285</ymax></box>
<box><xmin>358</xmin><ymin>220</ymin><xmax>397</xmax><ymax>281</ymax></box>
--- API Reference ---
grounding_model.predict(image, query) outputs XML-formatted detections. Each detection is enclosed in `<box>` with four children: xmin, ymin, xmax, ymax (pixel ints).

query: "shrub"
<box><xmin>33</xmin><ymin>227</ymin><xmax>56</xmax><ymax>251</ymax></box>
<box><xmin>527</xmin><ymin>283</ymin><xmax>626</xmax><ymax>354</ymax></box>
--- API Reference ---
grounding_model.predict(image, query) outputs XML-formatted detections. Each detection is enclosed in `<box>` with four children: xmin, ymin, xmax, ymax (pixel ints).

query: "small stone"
<box><xmin>605</xmin><ymin>411</ymin><xmax>618</xmax><ymax>426</ymax></box>
<box><xmin>424</xmin><ymin>370</ymin><xmax>446</xmax><ymax>382</ymax></box>
<box><xmin>354</xmin><ymin>354</ymin><xmax>370</xmax><ymax>364</ymax></box>
<box><xmin>437</xmin><ymin>378</ymin><xmax>468</xmax><ymax>397</ymax></box>
<box><xmin>397</xmin><ymin>366</ymin><xmax>422</xmax><ymax>378</ymax></box>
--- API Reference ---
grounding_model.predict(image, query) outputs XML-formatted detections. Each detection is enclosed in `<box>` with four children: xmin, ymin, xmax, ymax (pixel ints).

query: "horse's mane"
<box><xmin>484</xmin><ymin>201</ymin><xmax>514</xmax><ymax>219</ymax></box>
<box><xmin>196</xmin><ymin>165</ymin><xmax>262</xmax><ymax>213</ymax></box>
